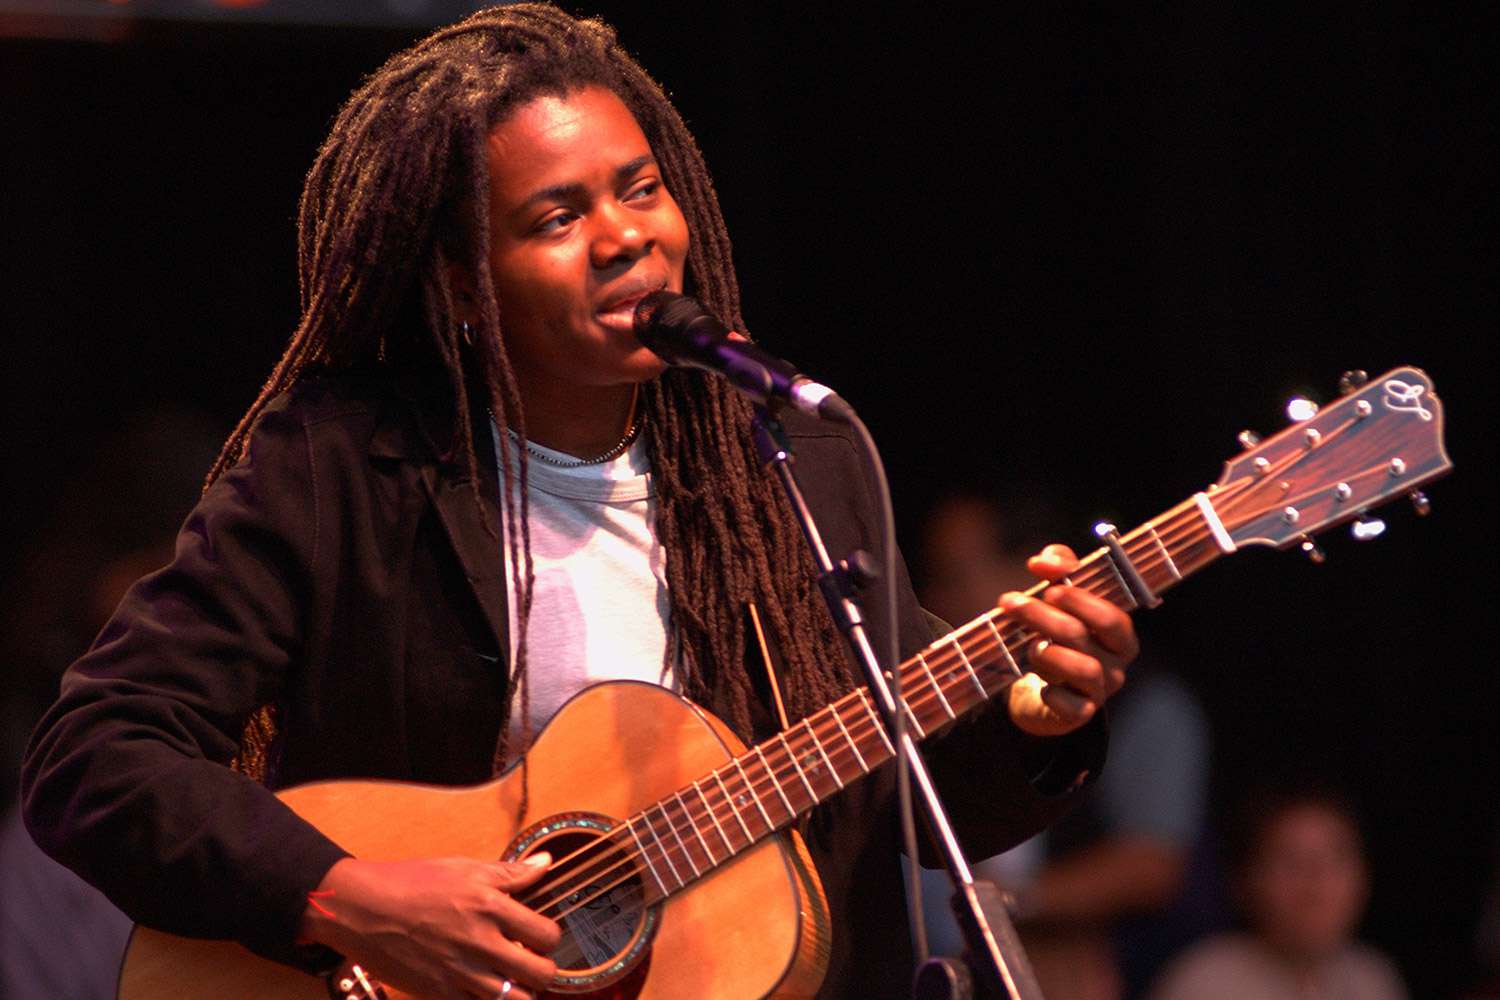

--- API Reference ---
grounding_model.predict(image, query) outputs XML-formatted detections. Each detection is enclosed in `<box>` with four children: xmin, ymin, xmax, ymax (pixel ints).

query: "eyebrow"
<box><xmin>517</xmin><ymin>154</ymin><xmax>657</xmax><ymax>213</ymax></box>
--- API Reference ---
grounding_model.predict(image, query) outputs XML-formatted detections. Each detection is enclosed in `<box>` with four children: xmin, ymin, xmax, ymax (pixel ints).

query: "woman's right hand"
<box><xmin>298</xmin><ymin>854</ymin><xmax>562</xmax><ymax>1000</ymax></box>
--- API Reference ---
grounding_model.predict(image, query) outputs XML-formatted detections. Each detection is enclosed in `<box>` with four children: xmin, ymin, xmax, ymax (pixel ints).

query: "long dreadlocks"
<box><xmin>216</xmin><ymin>3</ymin><xmax>851</xmax><ymax>779</ymax></box>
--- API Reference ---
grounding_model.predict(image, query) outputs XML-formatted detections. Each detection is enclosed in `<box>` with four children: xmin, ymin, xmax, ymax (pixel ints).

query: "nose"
<box><xmin>590</xmin><ymin>202</ymin><xmax>653</xmax><ymax>270</ymax></box>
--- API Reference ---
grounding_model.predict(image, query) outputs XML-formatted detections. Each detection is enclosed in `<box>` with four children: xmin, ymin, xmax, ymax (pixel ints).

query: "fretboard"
<box><xmin>604</xmin><ymin>492</ymin><xmax>1232</xmax><ymax>904</ymax></box>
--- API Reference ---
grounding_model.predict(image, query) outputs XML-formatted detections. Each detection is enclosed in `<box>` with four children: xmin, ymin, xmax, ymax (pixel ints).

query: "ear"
<box><xmin>446</xmin><ymin>262</ymin><xmax>480</xmax><ymax>324</ymax></box>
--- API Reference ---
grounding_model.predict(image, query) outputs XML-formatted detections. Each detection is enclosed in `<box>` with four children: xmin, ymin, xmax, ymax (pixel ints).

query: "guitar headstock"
<box><xmin>1206</xmin><ymin>367</ymin><xmax>1452</xmax><ymax>550</ymax></box>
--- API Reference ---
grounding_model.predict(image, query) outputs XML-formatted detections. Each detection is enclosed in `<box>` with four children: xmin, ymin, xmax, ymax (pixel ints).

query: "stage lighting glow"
<box><xmin>1286</xmin><ymin>396</ymin><xmax>1319</xmax><ymax>421</ymax></box>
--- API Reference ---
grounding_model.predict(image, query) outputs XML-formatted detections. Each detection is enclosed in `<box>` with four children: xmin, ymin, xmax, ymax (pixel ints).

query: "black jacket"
<box><xmin>22</xmin><ymin>370</ymin><xmax>1102</xmax><ymax>998</ymax></box>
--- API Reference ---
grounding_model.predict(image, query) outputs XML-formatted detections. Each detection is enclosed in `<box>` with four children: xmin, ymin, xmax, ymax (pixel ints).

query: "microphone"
<box><xmin>632</xmin><ymin>291</ymin><xmax>850</xmax><ymax>421</ymax></box>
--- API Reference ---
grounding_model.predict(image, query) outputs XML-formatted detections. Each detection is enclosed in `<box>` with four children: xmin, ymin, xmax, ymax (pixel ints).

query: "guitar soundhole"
<box><xmin>508</xmin><ymin>813</ymin><xmax>658</xmax><ymax>995</ymax></box>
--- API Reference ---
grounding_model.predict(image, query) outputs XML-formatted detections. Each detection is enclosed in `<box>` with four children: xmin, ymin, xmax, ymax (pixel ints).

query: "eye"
<box><xmin>626</xmin><ymin>179</ymin><xmax>661</xmax><ymax>202</ymax></box>
<box><xmin>533</xmin><ymin>209</ymin><xmax>578</xmax><ymax>235</ymax></box>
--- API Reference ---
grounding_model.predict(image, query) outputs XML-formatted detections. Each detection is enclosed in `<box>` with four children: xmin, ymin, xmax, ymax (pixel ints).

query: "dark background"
<box><xmin>1</xmin><ymin>4</ymin><xmax>1494</xmax><ymax>996</ymax></box>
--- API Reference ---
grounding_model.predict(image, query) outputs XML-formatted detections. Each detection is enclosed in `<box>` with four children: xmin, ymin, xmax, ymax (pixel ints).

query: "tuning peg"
<box><xmin>1237</xmin><ymin>429</ymin><xmax>1262</xmax><ymax>449</ymax></box>
<box><xmin>1339</xmin><ymin>370</ymin><xmax>1369</xmax><ymax>394</ymax></box>
<box><xmin>1409</xmin><ymin>490</ymin><xmax>1431</xmax><ymax>516</ymax></box>
<box><xmin>1299</xmin><ymin>536</ymin><xmax>1326</xmax><ymax>564</ymax></box>
<box><xmin>1350</xmin><ymin>514</ymin><xmax>1386</xmax><ymax>541</ymax></box>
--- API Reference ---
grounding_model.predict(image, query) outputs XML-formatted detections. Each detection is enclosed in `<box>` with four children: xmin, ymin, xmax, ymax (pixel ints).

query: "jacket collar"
<box><xmin>370</xmin><ymin>367</ymin><xmax>509</xmax><ymax>662</ymax></box>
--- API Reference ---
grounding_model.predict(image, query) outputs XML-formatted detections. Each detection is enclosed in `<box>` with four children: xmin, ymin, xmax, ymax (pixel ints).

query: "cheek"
<box><xmin>490</xmin><ymin>245</ymin><xmax>587</xmax><ymax>325</ymax></box>
<box><xmin>658</xmin><ymin>199</ymin><xmax>692</xmax><ymax>278</ymax></box>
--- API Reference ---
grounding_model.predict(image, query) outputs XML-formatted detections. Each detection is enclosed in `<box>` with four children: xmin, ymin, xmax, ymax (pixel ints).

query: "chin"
<box><xmin>627</xmin><ymin>350</ymin><xmax>670</xmax><ymax>381</ymax></box>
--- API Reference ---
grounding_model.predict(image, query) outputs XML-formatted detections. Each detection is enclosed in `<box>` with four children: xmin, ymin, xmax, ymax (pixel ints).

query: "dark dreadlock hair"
<box><xmin>215</xmin><ymin>3</ymin><xmax>851</xmax><ymax>779</ymax></box>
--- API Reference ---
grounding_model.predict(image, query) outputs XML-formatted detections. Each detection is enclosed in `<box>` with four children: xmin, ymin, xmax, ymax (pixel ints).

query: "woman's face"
<box><xmin>479</xmin><ymin>85</ymin><xmax>690</xmax><ymax>391</ymax></box>
<box><xmin>1242</xmin><ymin>803</ymin><xmax>1369</xmax><ymax>961</ymax></box>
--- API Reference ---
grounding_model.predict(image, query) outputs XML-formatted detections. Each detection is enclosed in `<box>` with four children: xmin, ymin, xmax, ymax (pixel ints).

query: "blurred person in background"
<box><xmin>1465</xmin><ymin>833</ymin><xmax>1500</xmax><ymax>998</ymax></box>
<box><xmin>1148</xmin><ymin>784</ymin><xmax>1407</xmax><ymax>1000</ymax></box>
<box><xmin>916</xmin><ymin>488</ymin><xmax>1213</xmax><ymax>1000</ymax></box>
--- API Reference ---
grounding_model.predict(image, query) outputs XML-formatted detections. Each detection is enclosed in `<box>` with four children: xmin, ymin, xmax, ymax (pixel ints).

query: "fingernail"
<box><xmin>522</xmin><ymin>852</ymin><xmax>551</xmax><ymax>868</ymax></box>
<box><xmin>1000</xmin><ymin>593</ymin><xmax>1028</xmax><ymax>610</ymax></box>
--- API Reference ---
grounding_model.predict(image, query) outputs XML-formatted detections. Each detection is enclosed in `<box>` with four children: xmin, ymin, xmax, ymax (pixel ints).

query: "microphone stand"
<box><xmin>749</xmin><ymin>406</ymin><xmax>1045</xmax><ymax>1000</ymax></box>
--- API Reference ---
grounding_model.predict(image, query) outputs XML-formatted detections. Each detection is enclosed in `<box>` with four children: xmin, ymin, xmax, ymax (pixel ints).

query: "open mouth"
<box><xmin>594</xmin><ymin>280</ymin><xmax>665</xmax><ymax>331</ymax></box>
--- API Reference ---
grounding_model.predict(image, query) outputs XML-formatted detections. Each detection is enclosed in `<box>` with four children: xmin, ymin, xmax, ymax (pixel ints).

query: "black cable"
<box><xmin>841</xmin><ymin>405</ymin><xmax>929</xmax><ymax>966</ymax></box>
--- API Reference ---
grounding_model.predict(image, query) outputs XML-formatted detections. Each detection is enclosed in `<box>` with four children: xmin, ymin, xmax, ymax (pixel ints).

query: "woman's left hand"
<box><xmin>1003</xmin><ymin>544</ymin><xmax>1138</xmax><ymax>737</ymax></box>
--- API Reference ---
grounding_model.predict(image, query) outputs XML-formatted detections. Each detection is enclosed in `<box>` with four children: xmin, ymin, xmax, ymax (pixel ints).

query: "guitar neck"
<box><xmin>611</xmin><ymin>491</ymin><xmax>1232</xmax><ymax>903</ymax></box>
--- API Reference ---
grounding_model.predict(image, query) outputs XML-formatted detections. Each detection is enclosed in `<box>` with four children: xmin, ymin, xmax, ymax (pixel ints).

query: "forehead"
<box><xmin>485</xmin><ymin>86</ymin><xmax>652</xmax><ymax>202</ymax></box>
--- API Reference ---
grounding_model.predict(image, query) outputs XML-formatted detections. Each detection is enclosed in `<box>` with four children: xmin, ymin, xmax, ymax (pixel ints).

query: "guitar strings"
<box><xmin>521</xmin><ymin>502</ymin><xmax>1238</xmax><ymax>923</ymax></box>
<box><xmin>525</xmin><ymin>489</ymin><xmax>1282</xmax><ymax>924</ymax></box>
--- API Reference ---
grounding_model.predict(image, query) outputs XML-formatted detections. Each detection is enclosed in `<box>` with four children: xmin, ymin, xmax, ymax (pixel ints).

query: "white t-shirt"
<box><xmin>491</xmin><ymin>429</ymin><xmax>674</xmax><ymax>750</ymax></box>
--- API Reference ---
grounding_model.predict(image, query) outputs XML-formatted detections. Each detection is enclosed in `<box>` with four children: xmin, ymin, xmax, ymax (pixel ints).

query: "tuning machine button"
<box><xmin>1237</xmin><ymin>429</ymin><xmax>1262</xmax><ymax>450</ymax></box>
<box><xmin>1339</xmin><ymin>370</ymin><xmax>1370</xmax><ymax>394</ymax></box>
<box><xmin>1409</xmin><ymin>490</ymin><xmax>1432</xmax><ymax>516</ymax></box>
<box><xmin>1299</xmin><ymin>536</ymin><xmax>1326</xmax><ymax>564</ymax></box>
<box><xmin>1351</xmin><ymin>514</ymin><xmax>1386</xmax><ymax>541</ymax></box>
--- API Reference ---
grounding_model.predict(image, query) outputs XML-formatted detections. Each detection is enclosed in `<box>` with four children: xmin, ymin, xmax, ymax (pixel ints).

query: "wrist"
<box><xmin>297</xmin><ymin>857</ymin><xmax>357</xmax><ymax>947</ymax></box>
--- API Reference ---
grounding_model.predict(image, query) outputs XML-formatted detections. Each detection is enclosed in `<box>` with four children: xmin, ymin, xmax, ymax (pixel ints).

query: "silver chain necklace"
<box><xmin>515</xmin><ymin>413</ymin><xmax>645</xmax><ymax>468</ymax></box>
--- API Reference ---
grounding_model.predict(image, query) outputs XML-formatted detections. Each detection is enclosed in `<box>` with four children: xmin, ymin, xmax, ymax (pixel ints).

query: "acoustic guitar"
<box><xmin>118</xmin><ymin>366</ymin><xmax>1452</xmax><ymax>1000</ymax></box>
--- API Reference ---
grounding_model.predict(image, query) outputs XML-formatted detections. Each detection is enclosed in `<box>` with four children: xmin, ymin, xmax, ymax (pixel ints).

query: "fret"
<box><xmin>625</xmin><ymin>816</ymin><xmax>671</xmax><ymax>895</ymax></box>
<box><xmin>779</xmin><ymin>732</ymin><xmax>819</xmax><ymax>802</ymax></box>
<box><xmin>918</xmin><ymin>652</ymin><xmax>955</xmax><ymax>720</ymax></box>
<box><xmin>952</xmin><ymin>638</ymin><xmax>988</xmax><ymax>698</ymax></box>
<box><xmin>731</xmin><ymin>756</ymin><xmax>774</xmax><ymax>830</ymax></box>
<box><xmin>832</xmin><ymin>708</ymin><xmax>869</xmax><ymax>773</ymax></box>
<box><xmin>859</xmin><ymin>692</ymin><xmax>898</xmax><ymax>757</ymax></box>
<box><xmin>673</xmin><ymin>790</ymin><xmax>716</xmax><ymax>867</ymax></box>
<box><xmin>886</xmin><ymin>679</ymin><xmax>927</xmax><ymax>739</ymax></box>
<box><xmin>987</xmin><ymin>618</ymin><xmax>1023</xmax><ymax>677</ymax></box>
<box><xmin>692</xmin><ymin>779</ymin><xmax>735</xmax><ymax>858</ymax></box>
<box><xmin>1147</xmin><ymin>524</ymin><xmax>1182</xmax><ymax>579</ymax></box>
<box><xmin>803</xmin><ymin>718</ymin><xmax>843</xmax><ymax>790</ymax></box>
<box><xmin>649</xmin><ymin>804</ymin><xmax>696</xmax><ymax>880</ymax></box>
<box><xmin>713</xmin><ymin>770</ymin><xmax>753</xmax><ymax>843</ymax></box>
<box><xmin>753</xmin><ymin>745</ymin><xmax>795</xmax><ymax>818</ymax></box>
<box><xmin>1128</xmin><ymin>538</ymin><xmax>1172</xmax><ymax>598</ymax></box>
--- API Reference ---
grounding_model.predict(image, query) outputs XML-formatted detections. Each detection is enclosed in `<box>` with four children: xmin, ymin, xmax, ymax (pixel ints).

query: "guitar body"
<box><xmin>119</xmin><ymin>682</ymin><xmax>831</xmax><ymax>1000</ymax></box>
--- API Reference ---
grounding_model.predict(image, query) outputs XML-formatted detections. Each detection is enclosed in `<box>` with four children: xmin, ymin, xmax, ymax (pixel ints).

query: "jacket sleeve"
<box><xmin>20</xmin><ymin>400</ymin><xmax>350</xmax><ymax>967</ymax></box>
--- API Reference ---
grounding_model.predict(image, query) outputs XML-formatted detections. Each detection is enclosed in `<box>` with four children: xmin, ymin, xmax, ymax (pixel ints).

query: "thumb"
<box><xmin>493</xmin><ymin>851</ymin><xmax>552</xmax><ymax>890</ymax></box>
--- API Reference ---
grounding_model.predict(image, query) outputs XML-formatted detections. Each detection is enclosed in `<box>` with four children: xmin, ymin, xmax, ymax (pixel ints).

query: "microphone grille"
<box><xmin>631</xmin><ymin>289</ymin><xmax>681</xmax><ymax>336</ymax></box>
<box><xmin>633</xmin><ymin>291</ymin><xmax>721</xmax><ymax>364</ymax></box>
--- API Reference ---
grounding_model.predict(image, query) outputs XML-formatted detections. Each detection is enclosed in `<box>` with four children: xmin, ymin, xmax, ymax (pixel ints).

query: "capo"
<box><xmin>1095</xmin><ymin>523</ymin><xmax>1162</xmax><ymax>609</ymax></box>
